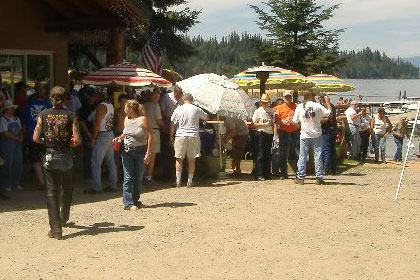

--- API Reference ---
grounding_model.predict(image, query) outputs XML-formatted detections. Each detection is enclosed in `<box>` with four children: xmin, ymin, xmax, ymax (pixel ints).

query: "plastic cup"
<box><xmin>113</xmin><ymin>140</ymin><xmax>121</xmax><ymax>151</ymax></box>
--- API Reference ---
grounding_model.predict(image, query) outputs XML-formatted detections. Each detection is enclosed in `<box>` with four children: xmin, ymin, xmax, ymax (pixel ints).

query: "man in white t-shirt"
<box><xmin>160</xmin><ymin>86</ymin><xmax>183</xmax><ymax>129</ymax></box>
<box><xmin>345</xmin><ymin>101</ymin><xmax>363</xmax><ymax>159</ymax></box>
<box><xmin>293</xmin><ymin>90</ymin><xmax>332</xmax><ymax>185</ymax></box>
<box><xmin>170</xmin><ymin>93</ymin><xmax>208</xmax><ymax>187</ymax></box>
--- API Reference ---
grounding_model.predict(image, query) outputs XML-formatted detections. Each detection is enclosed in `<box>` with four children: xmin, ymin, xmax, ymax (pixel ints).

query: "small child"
<box><xmin>0</xmin><ymin>101</ymin><xmax>23</xmax><ymax>191</ymax></box>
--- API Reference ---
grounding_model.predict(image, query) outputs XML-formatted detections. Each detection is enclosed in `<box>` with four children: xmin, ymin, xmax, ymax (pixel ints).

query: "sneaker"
<box><xmin>83</xmin><ymin>189</ymin><xmax>100</xmax><ymax>194</ymax></box>
<box><xmin>175</xmin><ymin>181</ymin><xmax>182</xmax><ymax>188</ymax></box>
<box><xmin>186</xmin><ymin>181</ymin><xmax>195</xmax><ymax>187</ymax></box>
<box><xmin>294</xmin><ymin>178</ymin><xmax>304</xmax><ymax>185</ymax></box>
<box><xmin>315</xmin><ymin>179</ymin><xmax>326</xmax><ymax>185</ymax></box>
<box><xmin>135</xmin><ymin>201</ymin><xmax>144</xmax><ymax>208</ymax></box>
<box><xmin>143</xmin><ymin>179</ymin><xmax>155</xmax><ymax>186</ymax></box>
<box><xmin>124</xmin><ymin>205</ymin><xmax>138</xmax><ymax>211</ymax></box>
<box><xmin>4</xmin><ymin>187</ymin><xmax>11</xmax><ymax>192</ymax></box>
<box><xmin>47</xmin><ymin>231</ymin><xmax>62</xmax><ymax>240</ymax></box>
<box><xmin>15</xmin><ymin>185</ymin><xmax>23</xmax><ymax>191</ymax></box>
<box><xmin>257</xmin><ymin>176</ymin><xmax>266</xmax><ymax>181</ymax></box>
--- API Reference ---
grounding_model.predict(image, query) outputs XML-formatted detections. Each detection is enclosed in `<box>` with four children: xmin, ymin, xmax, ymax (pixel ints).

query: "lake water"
<box><xmin>335</xmin><ymin>79</ymin><xmax>420</xmax><ymax>102</ymax></box>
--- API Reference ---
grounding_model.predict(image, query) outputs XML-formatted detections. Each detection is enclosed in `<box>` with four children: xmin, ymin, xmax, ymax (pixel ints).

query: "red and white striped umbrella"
<box><xmin>82</xmin><ymin>61</ymin><xmax>172</xmax><ymax>87</ymax></box>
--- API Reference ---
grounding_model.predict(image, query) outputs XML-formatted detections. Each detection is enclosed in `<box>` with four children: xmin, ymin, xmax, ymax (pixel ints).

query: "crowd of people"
<box><xmin>344</xmin><ymin>101</ymin><xmax>410</xmax><ymax>164</ymax></box>
<box><xmin>0</xmin><ymin>78</ymin><xmax>413</xmax><ymax>239</ymax></box>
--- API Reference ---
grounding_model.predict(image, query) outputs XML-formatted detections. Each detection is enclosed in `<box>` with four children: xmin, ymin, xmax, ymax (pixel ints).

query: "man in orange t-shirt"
<box><xmin>273</xmin><ymin>91</ymin><xmax>300</xmax><ymax>179</ymax></box>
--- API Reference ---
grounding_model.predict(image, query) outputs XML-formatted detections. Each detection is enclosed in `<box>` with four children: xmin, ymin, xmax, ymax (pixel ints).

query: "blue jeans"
<box><xmin>91</xmin><ymin>131</ymin><xmax>117</xmax><ymax>191</ymax></box>
<box><xmin>394</xmin><ymin>137</ymin><xmax>403</xmax><ymax>161</ymax></box>
<box><xmin>271</xmin><ymin>140</ymin><xmax>280</xmax><ymax>175</ymax></box>
<box><xmin>359</xmin><ymin>130</ymin><xmax>370</xmax><ymax>160</ymax></box>
<box><xmin>322</xmin><ymin>128</ymin><xmax>337</xmax><ymax>174</ymax></box>
<box><xmin>348</xmin><ymin>124</ymin><xmax>361</xmax><ymax>159</ymax></box>
<box><xmin>297</xmin><ymin>136</ymin><xmax>323</xmax><ymax>180</ymax></box>
<box><xmin>279</xmin><ymin>130</ymin><xmax>299</xmax><ymax>177</ymax></box>
<box><xmin>0</xmin><ymin>138</ymin><xmax>22</xmax><ymax>189</ymax></box>
<box><xmin>256</xmin><ymin>131</ymin><xmax>273</xmax><ymax>177</ymax></box>
<box><xmin>373</xmin><ymin>134</ymin><xmax>386</xmax><ymax>161</ymax></box>
<box><xmin>121</xmin><ymin>145</ymin><xmax>146</xmax><ymax>208</ymax></box>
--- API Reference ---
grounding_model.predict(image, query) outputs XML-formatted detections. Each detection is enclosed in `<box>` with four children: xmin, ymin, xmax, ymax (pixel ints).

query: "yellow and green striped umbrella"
<box><xmin>307</xmin><ymin>74</ymin><xmax>355</xmax><ymax>92</ymax></box>
<box><xmin>232</xmin><ymin>68</ymin><xmax>313</xmax><ymax>90</ymax></box>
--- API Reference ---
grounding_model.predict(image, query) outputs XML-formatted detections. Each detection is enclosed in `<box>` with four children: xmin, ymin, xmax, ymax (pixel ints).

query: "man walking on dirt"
<box><xmin>33</xmin><ymin>86</ymin><xmax>81</xmax><ymax>239</ymax></box>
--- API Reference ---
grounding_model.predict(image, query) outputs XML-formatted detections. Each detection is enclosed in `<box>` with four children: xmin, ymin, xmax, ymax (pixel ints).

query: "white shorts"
<box><xmin>150</xmin><ymin>129</ymin><xmax>161</xmax><ymax>154</ymax></box>
<box><xmin>174</xmin><ymin>136</ymin><xmax>201</xmax><ymax>159</ymax></box>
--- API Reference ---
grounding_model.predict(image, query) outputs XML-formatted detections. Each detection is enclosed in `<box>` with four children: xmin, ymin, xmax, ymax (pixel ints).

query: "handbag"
<box><xmin>42</xmin><ymin>149</ymin><xmax>74</xmax><ymax>171</ymax></box>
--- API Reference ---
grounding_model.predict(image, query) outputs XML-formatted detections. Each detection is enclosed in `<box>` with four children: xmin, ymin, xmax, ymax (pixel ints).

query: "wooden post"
<box><xmin>106</xmin><ymin>28</ymin><xmax>124</xmax><ymax>65</ymax></box>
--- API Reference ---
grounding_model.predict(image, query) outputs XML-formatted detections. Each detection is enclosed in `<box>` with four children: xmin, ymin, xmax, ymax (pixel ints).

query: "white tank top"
<box><xmin>373</xmin><ymin>114</ymin><xmax>386</xmax><ymax>135</ymax></box>
<box><xmin>99</xmin><ymin>102</ymin><xmax>114</xmax><ymax>132</ymax></box>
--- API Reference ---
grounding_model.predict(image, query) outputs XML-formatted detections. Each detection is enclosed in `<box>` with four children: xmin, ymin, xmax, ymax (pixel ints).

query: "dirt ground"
<box><xmin>1</xmin><ymin>160</ymin><xmax>420</xmax><ymax>280</ymax></box>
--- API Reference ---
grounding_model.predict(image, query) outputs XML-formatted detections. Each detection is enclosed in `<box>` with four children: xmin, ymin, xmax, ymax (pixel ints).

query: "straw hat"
<box><xmin>260</xmin><ymin>94</ymin><xmax>270</xmax><ymax>103</ymax></box>
<box><xmin>2</xmin><ymin>100</ymin><xmax>18</xmax><ymax>112</ymax></box>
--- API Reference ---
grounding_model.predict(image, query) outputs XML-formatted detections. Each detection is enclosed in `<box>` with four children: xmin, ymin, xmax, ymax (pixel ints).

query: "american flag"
<box><xmin>142</xmin><ymin>32</ymin><xmax>163</xmax><ymax>75</ymax></box>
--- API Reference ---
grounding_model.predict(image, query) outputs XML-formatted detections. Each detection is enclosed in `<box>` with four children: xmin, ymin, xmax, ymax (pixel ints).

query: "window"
<box><xmin>0</xmin><ymin>50</ymin><xmax>53</xmax><ymax>99</ymax></box>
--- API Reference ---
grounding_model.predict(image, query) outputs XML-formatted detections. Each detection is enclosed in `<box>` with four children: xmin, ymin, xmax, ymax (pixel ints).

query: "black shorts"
<box><xmin>27</xmin><ymin>141</ymin><xmax>45</xmax><ymax>163</ymax></box>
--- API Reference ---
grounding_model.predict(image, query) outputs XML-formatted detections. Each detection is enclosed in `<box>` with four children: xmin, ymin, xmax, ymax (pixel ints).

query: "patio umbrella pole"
<box><xmin>394</xmin><ymin>104</ymin><xmax>420</xmax><ymax>200</ymax></box>
<box><xmin>258</xmin><ymin>73</ymin><xmax>268</xmax><ymax>97</ymax></box>
<box><xmin>216</xmin><ymin>114</ymin><xmax>230</xmax><ymax>179</ymax></box>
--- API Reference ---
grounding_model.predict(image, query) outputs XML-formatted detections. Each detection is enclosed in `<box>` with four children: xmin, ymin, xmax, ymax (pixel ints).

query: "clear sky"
<box><xmin>182</xmin><ymin>0</ymin><xmax>420</xmax><ymax>58</ymax></box>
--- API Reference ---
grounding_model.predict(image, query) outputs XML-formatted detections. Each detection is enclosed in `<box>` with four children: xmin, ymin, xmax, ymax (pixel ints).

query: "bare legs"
<box><xmin>175</xmin><ymin>158</ymin><xmax>196</xmax><ymax>184</ymax></box>
<box><xmin>145</xmin><ymin>153</ymin><xmax>157</xmax><ymax>178</ymax></box>
<box><xmin>232</xmin><ymin>159</ymin><xmax>242</xmax><ymax>174</ymax></box>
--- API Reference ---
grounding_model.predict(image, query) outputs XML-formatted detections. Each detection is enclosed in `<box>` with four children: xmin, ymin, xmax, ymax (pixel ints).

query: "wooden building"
<box><xmin>0</xmin><ymin>0</ymin><xmax>150</xmax><ymax>96</ymax></box>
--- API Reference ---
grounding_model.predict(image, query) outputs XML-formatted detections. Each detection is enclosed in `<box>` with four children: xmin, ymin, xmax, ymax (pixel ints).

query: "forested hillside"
<box><xmin>338</xmin><ymin>48</ymin><xmax>419</xmax><ymax>79</ymax></box>
<box><xmin>172</xmin><ymin>32</ymin><xmax>263</xmax><ymax>77</ymax></box>
<box><xmin>171</xmin><ymin>36</ymin><xmax>419</xmax><ymax>79</ymax></box>
<box><xmin>70</xmin><ymin>32</ymin><xmax>419</xmax><ymax>79</ymax></box>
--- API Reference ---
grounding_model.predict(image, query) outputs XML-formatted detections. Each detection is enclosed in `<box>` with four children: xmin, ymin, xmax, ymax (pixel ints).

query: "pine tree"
<box><xmin>250</xmin><ymin>0</ymin><xmax>344</xmax><ymax>75</ymax></box>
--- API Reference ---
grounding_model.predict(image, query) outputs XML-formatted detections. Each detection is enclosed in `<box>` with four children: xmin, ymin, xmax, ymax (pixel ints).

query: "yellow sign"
<box><xmin>113</xmin><ymin>92</ymin><xmax>126</xmax><ymax>109</ymax></box>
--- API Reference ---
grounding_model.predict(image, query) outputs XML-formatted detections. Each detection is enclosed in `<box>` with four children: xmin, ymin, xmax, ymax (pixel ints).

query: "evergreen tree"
<box><xmin>69</xmin><ymin>0</ymin><xmax>200</xmax><ymax>69</ymax></box>
<box><xmin>172</xmin><ymin>33</ymin><xmax>264</xmax><ymax>78</ymax></box>
<box><xmin>250</xmin><ymin>0</ymin><xmax>344</xmax><ymax>75</ymax></box>
<box><xmin>126</xmin><ymin>0</ymin><xmax>200</xmax><ymax>64</ymax></box>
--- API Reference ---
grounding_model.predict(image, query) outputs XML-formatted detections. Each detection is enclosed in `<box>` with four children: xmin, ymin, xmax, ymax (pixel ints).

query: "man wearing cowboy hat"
<box><xmin>0</xmin><ymin>101</ymin><xmax>23</xmax><ymax>197</ymax></box>
<box><xmin>252</xmin><ymin>94</ymin><xmax>274</xmax><ymax>181</ymax></box>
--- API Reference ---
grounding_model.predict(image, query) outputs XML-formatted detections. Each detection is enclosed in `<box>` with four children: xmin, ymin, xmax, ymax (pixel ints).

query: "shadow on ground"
<box><xmin>142</xmin><ymin>202</ymin><xmax>197</xmax><ymax>208</ymax></box>
<box><xmin>63</xmin><ymin>222</ymin><xmax>144</xmax><ymax>240</ymax></box>
<box><xmin>0</xmin><ymin>174</ymin><xmax>236</xmax><ymax>213</ymax></box>
<box><xmin>1</xmin><ymin>158</ymin><xmax>368</xmax><ymax>213</ymax></box>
